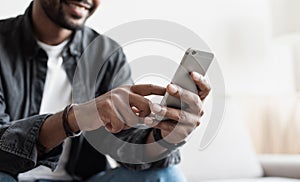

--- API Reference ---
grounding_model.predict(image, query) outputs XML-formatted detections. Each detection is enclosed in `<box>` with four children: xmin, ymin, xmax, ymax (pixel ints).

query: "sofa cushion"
<box><xmin>178</xmin><ymin>97</ymin><xmax>263</xmax><ymax>180</ymax></box>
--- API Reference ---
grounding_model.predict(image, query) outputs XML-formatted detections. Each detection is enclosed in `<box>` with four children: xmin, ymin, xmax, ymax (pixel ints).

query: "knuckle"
<box><xmin>179</xmin><ymin>111</ymin><xmax>187</xmax><ymax>122</ymax></box>
<box><xmin>111</xmin><ymin>96</ymin><xmax>123</xmax><ymax>107</ymax></box>
<box><xmin>167</xmin><ymin>123</ymin><xmax>176</xmax><ymax>132</ymax></box>
<box><xmin>143</xmin><ymin>98</ymin><xmax>151</xmax><ymax>105</ymax></box>
<box><xmin>112</xmin><ymin>88</ymin><xmax>121</xmax><ymax>95</ymax></box>
<box><xmin>195</xmin><ymin>117</ymin><xmax>201</xmax><ymax>124</ymax></box>
<box><xmin>111</xmin><ymin>94</ymin><xmax>119</xmax><ymax>102</ymax></box>
<box><xmin>177</xmin><ymin>87</ymin><xmax>183</xmax><ymax>96</ymax></box>
<box><xmin>193</xmin><ymin>116</ymin><xmax>201</xmax><ymax>127</ymax></box>
<box><xmin>129</xmin><ymin>85</ymin><xmax>135</xmax><ymax>92</ymax></box>
<box><xmin>103</xmin><ymin>100</ymin><xmax>113</xmax><ymax>109</ymax></box>
<box><xmin>200</xmin><ymin>110</ymin><xmax>204</xmax><ymax>116</ymax></box>
<box><xmin>148</xmin><ymin>84</ymin><xmax>154</xmax><ymax>90</ymax></box>
<box><xmin>196</xmin><ymin>98</ymin><xmax>203</xmax><ymax>107</ymax></box>
<box><xmin>113</xmin><ymin>119</ymin><xmax>124</xmax><ymax>128</ymax></box>
<box><xmin>118</xmin><ymin>87</ymin><xmax>129</xmax><ymax>94</ymax></box>
<box><xmin>189</xmin><ymin>93</ymin><xmax>201</xmax><ymax>106</ymax></box>
<box><xmin>192</xmin><ymin>94</ymin><xmax>200</xmax><ymax>103</ymax></box>
<box><xmin>204</xmin><ymin>85</ymin><xmax>211</xmax><ymax>92</ymax></box>
<box><xmin>174</xmin><ymin>111</ymin><xmax>181</xmax><ymax>121</ymax></box>
<box><xmin>158</xmin><ymin>106</ymin><xmax>167</xmax><ymax>116</ymax></box>
<box><xmin>139</xmin><ymin>103</ymin><xmax>147</xmax><ymax>110</ymax></box>
<box><xmin>200</xmin><ymin>94</ymin><xmax>206</xmax><ymax>101</ymax></box>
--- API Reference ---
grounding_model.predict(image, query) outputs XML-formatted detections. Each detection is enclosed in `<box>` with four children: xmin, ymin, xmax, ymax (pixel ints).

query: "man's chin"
<box><xmin>58</xmin><ymin>19</ymin><xmax>86</xmax><ymax>30</ymax></box>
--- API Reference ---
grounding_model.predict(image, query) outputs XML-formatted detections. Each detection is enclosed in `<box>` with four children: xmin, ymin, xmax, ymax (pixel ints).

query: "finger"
<box><xmin>98</xmin><ymin>105</ymin><xmax>111</xmax><ymax>126</ymax></box>
<box><xmin>129</xmin><ymin>84</ymin><xmax>166</xmax><ymax>117</ymax></box>
<box><xmin>166</xmin><ymin>84</ymin><xmax>202</xmax><ymax>110</ymax></box>
<box><xmin>144</xmin><ymin>116</ymin><xmax>179</xmax><ymax>133</ymax></box>
<box><xmin>116</xmin><ymin>99</ymin><xmax>141</xmax><ymax>127</ymax></box>
<box><xmin>154</xmin><ymin>122</ymin><xmax>196</xmax><ymax>144</ymax></box>
<box><xmin>131</xmin><ymin>106</ymin><xmax>140</xmax><ymax>115</ymax></box>
<box><xmin>130</xmin><ymin>84</ymin><xmax>166</xmax><ymax>96</ymax></box>
<box><xmin>102</xmin><ymin>99</ymin><xmax>134</xmax><ymax>133</ymax></box>
<box><xmin>198</xmin><ymin>90</ymin><xmax>210</xmax><ymax>101</ymax></box>
<box><xmin>144</xmin><ymin>117</ymin><xmax>156</xmax><ymax>126</ymax></box>
<box><xmin>150</xmin><ymin>103</ymin><xmax>201</xmax><ymax>126</ymax></box>
<box><xmin>190</xmin><ymin>72</ymin><xmax>211</xmax><ymax>100</ymax></box>
<box><xmin>153</xmin><ymin>120</ymin><xmax>178</xmax><ymax>133</ymax></box>
<box><xmin>108</xmin><ymin>113</ymin><xmax>125</xmax><ymax>133</ymax></box>
<box><xmin>123</xmin><ymin>125</ymin><xmax>131</xmax><ymax>130</ymax></box>
<box><xmin>190</xmin><ymin>72</ymin><xmax>210</xmax><ymax>92</ymax></box>
<box><xmin>129</xmin><ymin>93</ymin><xmax>152</xmax><ymax>117</ymax></box>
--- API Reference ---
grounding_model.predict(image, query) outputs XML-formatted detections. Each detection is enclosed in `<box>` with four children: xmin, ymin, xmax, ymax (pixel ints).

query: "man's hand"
<box><xmin>71</xmin><ymin>84</ymin><xmax>165</xmax><ymax>133</ymax></box>
<box><xmin>146</xmin><ymin>72</ymin><xmax>211</xmax><ymax>144</ymax></box>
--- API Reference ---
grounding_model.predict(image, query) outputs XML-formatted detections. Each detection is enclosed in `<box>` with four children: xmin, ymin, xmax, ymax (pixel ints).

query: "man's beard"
<box><xmin>40</xmin><ymin>0</ymin><xmax>90</xmax><ymax>30</ymax></box>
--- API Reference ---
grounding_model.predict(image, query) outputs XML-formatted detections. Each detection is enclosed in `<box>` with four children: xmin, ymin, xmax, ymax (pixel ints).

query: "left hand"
<box><xmin>146</xmin><ymin>72</ymin><xmax>211</xmax><ymax>144</ymax></box>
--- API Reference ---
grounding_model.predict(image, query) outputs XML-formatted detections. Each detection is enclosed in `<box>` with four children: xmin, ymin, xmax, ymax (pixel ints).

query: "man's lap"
<box><xmin>0</xmin><ymin>172</ymin><xmax>16</xmax><ymax>182</ymax></box>
<box><xmin>37</xmin><ymin>165</ymin><xmax>186</xmax><ymax>182</ymax></box>
<box><xmin>86</xmin><ymin>165</ymin><xmax>186</xmax><ymax>182</ymax></box>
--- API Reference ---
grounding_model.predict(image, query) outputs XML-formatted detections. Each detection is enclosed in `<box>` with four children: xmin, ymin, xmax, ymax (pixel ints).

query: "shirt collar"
<box><xmin>65</xmin><ymin>29</ymin><xmax>82</xmax><ymax>57</ymax></box>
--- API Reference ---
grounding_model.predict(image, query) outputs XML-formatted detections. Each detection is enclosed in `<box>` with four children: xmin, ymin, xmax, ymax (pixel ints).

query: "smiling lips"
<box><xmin>66</xmin><ymin>0</ymin><xmax>93</xmax><ymax>10</ymax></box>
<box><xmin>63</xmin><ymin>0</ymin><xmax>93</xmax><ymax>18</ymax></box>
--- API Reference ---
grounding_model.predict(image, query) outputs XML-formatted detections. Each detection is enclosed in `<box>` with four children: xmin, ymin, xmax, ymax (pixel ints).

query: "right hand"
<box><xmin>72</xmin><ymin>84</ymin><xmax>165</xmax><ymax>133</ymax></box>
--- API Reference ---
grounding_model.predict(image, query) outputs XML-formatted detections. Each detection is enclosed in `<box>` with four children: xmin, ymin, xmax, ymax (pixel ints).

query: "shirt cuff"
<box><xmin>0</xmin><ymin>114</ymin><xmax>51</xmax><ymax>173</ymax></box>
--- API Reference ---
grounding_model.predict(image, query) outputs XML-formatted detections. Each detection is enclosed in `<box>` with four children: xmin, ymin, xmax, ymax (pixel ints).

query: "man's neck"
<box><xmin>32</xmin><ymin>1</ymin><xmax>72</xmax><ymax>46</ymax></box>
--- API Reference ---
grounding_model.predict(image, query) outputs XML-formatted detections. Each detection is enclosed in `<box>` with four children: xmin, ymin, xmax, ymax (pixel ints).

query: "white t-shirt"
<box><xmin>18</xmin><ymin>39</ymin><xmax>73</xmax><ymax>181</ymax></box>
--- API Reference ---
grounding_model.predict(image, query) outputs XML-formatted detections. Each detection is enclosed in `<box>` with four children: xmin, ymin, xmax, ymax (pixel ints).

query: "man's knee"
<box><xmin>0</xmin><ymin>172</ymin><xmax>16</xmax><ymax>182</ymax></box>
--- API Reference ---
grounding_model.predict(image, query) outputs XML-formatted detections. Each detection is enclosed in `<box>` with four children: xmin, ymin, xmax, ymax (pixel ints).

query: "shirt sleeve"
<box><xmin>0</xmin><ymin>75</ymin><xmax>61</xmax><ymax>176</ymax></box>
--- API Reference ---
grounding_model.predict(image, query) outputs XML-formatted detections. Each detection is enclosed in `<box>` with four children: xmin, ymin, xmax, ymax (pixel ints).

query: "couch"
<box><xmin>178</xmin><ymin>98</ymin><xmax>300</xmax><ymax>182</ymax></box>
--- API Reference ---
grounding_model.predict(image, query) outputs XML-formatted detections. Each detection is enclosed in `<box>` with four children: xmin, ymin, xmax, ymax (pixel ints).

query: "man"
<box><xmin>0</xmin><ymin>0</ymin><xmax>210</xmax><ymax>181</ymax></box>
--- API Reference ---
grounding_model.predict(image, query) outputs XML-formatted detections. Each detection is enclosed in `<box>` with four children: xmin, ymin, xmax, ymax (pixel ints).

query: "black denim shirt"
<box><xmin>0</xmin><ymin>3</ymin><xmax>180</xmax><ymax>179</ymax></box>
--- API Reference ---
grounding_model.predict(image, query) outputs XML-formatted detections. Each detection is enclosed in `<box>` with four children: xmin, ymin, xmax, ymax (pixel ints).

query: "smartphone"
<box><xmin>156</xmin><ymin>48</ymin><xmax>214</xmax><ymax>120</ymax></box>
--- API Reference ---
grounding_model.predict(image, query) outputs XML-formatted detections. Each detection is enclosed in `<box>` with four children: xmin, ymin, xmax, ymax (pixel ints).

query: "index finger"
<box><xmin>130</xmin><ymin>84</ymin><xmax>166</xmax><ymax>96</ymax></box>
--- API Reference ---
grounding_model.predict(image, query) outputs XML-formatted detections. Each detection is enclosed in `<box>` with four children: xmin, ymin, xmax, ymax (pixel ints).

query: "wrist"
<box><xmin>67</xmin><ymin>105</ymin><xmax>80</xmax><ymax>133</ymax></box>
<box><xmin>62</xmin><ymin>104</ymin><xmax>81</xmax><ymax>137</ymax></box>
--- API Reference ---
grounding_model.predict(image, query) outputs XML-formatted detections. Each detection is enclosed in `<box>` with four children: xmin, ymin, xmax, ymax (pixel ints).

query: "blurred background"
<box><xmin>1</xmin><ymin>0</ymin><xmax>300</xmax><ymax>155</ymax></box>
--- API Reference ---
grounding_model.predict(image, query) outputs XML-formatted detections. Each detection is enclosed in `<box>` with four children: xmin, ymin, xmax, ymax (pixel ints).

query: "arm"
<box><xmin>38</xmin><ymin>49</ymin><xmax>211</xmax><ymax>172</ymax></box>
<box><xmin>0</xmin><ymin>75</ymin><xmax>60</xmax><ymax>176</ymax></box>
<box><xmin>84</xmin><ymin>48</ymin><xmax>210</xmax><ymax>170</ymax></box>
<box><xmin>66</xmin><ymin>46</ymin><xmax>182</xmax><ymax>170</ymax></box>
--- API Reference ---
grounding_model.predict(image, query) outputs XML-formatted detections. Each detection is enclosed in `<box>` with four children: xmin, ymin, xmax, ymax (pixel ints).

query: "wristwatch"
<box><xmin>152</xmin><ymin>128</ymin><xmax>186</xmax><ymax>150</ymax></box>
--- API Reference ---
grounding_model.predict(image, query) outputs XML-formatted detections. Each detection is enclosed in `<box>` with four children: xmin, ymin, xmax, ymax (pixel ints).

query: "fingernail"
<box><xmin>144</xmin><ymin>117</ymin><xmax>153</xmax><ymax>125</ymax></box>
<box><xmin>192</xmin><ymin>72</ymin><xmax>203</xmax><ymax>81</ymax></box>
<box><xmin>191</xmin><ymin>72</ymin><xmax>200</xmax><ymax>80</ymax></box>
<box><xmin>152</xmin><ymin>104</ymin><xmax>162</xmax><ymax>113</ymax></box>
<box><xmin>168</xmin><ymin>84</ymin><xmax>178</xmax><ymax>94</ymax></box>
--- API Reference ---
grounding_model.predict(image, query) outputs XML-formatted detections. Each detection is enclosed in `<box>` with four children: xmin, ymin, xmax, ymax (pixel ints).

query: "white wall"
<box><xmin>1</xmin><ymin>0</ymin><xmax>294</xmax><ymax>95</ymax></box>
<box><xmin>87</xmin><ymin>0</ymin><xmax>295</xmax><ymax>95</ymax></box>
